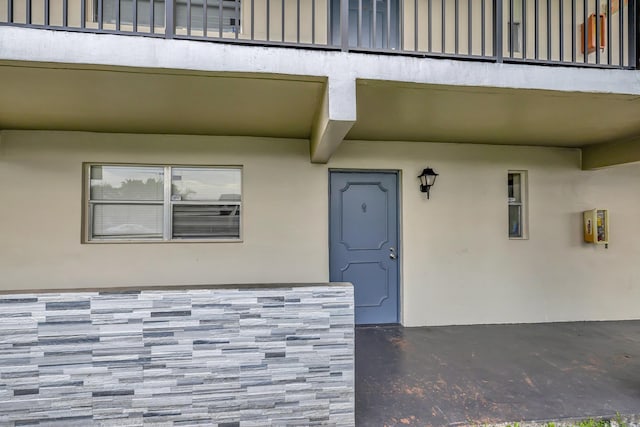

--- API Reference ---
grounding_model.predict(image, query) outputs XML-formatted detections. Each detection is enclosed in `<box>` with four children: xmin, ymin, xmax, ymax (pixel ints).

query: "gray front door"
<box><xmin>329</xmin><ymin>171</ymin><xmax>399</xmax><ymax>325</ymax></box>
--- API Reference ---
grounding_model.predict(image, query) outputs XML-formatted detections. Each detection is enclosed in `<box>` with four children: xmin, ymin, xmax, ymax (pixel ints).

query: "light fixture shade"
<box><xmin>417</xmin><ymin>167</ymin><xmax>439</xmax><ymax>198</ymax></box>
<box><xmin>418</xmin><ymin>168</ymin><xmax>438</xmax><ymax>186</ymax></box>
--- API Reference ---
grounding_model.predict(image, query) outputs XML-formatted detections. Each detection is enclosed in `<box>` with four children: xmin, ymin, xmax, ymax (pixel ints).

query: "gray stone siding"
<box><xmin>0</xmin><ymin>284</ymin><xmax>354</xmax><ymax>426</ymax></box>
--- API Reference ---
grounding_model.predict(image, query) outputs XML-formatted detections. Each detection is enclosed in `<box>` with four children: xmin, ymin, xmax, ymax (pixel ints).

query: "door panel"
<box><xmin>329</xmin><ymin>171</ymin><xmax>399</xmax><ymax>325</ymax></box>
<box><xmin>340</xmin><ymin>182</ymin><xmax>389</xmax><ymax>249</ymax></box>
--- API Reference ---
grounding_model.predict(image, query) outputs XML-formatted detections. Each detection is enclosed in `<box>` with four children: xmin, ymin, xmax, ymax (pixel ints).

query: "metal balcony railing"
<box><xmin>1</xmin><ymin>0</ymin><xmax>637</xmax><ymax>68</ymax></box>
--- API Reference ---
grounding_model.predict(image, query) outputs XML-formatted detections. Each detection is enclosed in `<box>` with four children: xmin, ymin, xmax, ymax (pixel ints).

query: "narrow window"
<box><xmin>508</xmin><ymin>171</ymin><xmax>528</xmax><ymax>239</ymax></box>
<box><xmin>86</xmin><ymin>164</ymin><xmax>241</xmax><ymax>242</ymax></box>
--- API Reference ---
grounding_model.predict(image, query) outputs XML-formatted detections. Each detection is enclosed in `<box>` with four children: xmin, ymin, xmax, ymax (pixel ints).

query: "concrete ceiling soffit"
<box><xmin>0</xmin><ymin>63</ymin><xmax>324</xmax><ymax>138</ymax></box>
<box><xmin>348</xmin><ymin>80</ymin><xmax>640</xmax><ymax>147</ymax></box>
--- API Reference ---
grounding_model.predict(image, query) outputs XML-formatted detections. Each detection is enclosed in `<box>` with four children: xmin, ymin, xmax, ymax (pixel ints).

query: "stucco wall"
<box><xmin>2</xmin><ymin>130</ymin><xmax>640</xmax><ymax>326</ymax></box>
<box><xmin>330</xmin><ymin>140</ymin><xmax>640</xmax><ymax>326</ymax></box>
<box><xmin>0</xmin><ymin>131</ymin><xmax>328</xmax><ymax>288</ymax></box>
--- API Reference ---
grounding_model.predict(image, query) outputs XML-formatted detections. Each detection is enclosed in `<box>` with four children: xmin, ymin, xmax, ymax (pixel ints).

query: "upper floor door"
<box><xmin>331</xmin><ymin>0</ymin><xmax>400</xmax><ymax>50</ymax></box>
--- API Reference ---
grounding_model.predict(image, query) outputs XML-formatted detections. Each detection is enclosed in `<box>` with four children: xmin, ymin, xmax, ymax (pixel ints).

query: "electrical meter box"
<box><xmin>583</xmin><ymin>209</ymin><xmax>609</xmax><ymax>244</ymax></box>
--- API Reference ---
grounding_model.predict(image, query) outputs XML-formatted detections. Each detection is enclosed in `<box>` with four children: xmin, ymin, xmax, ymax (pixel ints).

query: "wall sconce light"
<box><xmin>417</xmin><ymin>167</ymin><xmax>439</xmax><ymax>199</ymax></box>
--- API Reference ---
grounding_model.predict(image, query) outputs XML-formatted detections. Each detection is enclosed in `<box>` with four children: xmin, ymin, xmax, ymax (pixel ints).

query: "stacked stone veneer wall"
<box><xmin>0</xmin><ymin>284</ymin><xmax>354</xmax><ymax>426</ymax></box>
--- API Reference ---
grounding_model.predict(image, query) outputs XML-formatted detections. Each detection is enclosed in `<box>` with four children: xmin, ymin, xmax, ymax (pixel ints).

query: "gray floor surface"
<box><xmin>355</xmin><ymin>321</ymin><xmax>640</xmax><ymax>426</ymax></box>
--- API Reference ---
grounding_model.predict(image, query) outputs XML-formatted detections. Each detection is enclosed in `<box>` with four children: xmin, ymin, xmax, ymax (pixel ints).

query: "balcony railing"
<box><xmin>1</xmin><ymin>0</ymin><xmax>637</xmax><ymax>68</ymax></box>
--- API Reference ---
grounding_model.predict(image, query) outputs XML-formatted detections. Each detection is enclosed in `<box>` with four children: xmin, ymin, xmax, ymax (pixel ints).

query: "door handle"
<box><xmin>389</xmin><ymin>247</ymin><xmax>397</xmax><ymax>260</ymax></box>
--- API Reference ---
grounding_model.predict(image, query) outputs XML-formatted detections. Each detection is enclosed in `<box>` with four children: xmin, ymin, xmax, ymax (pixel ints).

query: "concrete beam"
<box><xmin>2</xmin><ymin>27</ymin><xmax>640</xmax><ymax>97</ymax></box>
<box><xmin>310</xmin><ymin>78</ymin><xmax>356</xmax><ymax>164</ymax></box>
<box><xmin>582</xmin><ymin>136</ymin><xmax>640</xmax><ymax>170</ymax></box>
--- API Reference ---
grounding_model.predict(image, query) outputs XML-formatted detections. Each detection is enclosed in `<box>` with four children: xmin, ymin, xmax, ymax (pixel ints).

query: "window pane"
<box><xmin>508</xmin><ymin>173</ymin><xmax>521</xmax><ymax>203</ymax></box>
<box><xmin>171</xmin><ymin>168</ymin><xmax>241</xmax><ymax>202</ymax></box>
<box><xmin>509</xmin><ymin>204</ymin><xmax>522</xmax><ymax>238</ymax></box>
<box><xmin>172</xmin><ymin>204</ymin><xmax>240</xmax><ymax>239</ymax></box>
<box><xmin>92</xmin><ymin>204</ymin><xmax>163</xmax><ymax>239</ymax></box>
<box><xmin>91</xmin><ymin>166</ymin><xmax>164</xmax><ymax>201</ymax></box>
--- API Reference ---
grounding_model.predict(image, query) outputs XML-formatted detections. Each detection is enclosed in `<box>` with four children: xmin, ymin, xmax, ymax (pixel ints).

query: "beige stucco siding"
<box><xmin>331</xmin><ymin>140</ymin><xmax>640</xmax><ymax>326</ymax></box>
<box><xmin>1</xmin><ymin>130</ymin><xmax>639</xmax><ymax>326</ymax></box>
<box><xmin>0</xmin><ymin>131</ymin><xmax>329</xmax><ymax>289</ymax></box>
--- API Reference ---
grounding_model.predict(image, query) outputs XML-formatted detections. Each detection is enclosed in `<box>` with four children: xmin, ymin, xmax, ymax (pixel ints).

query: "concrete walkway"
<box><xmin>355</xmin><ymin>321</ymin><xmax>640</xmax><ymax>426</ymax></box>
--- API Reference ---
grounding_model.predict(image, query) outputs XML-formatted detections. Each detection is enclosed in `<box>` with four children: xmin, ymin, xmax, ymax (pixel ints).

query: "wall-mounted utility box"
<box><xmin>584</xmin><ymin>209</ymin><xmax>609</xmax><ymax>244</ymax></box>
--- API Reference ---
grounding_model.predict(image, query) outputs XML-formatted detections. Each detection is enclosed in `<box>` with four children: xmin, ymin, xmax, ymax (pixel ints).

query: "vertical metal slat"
<box><xmin>607</xmin><ymin>0</ymin><xmax>611</xmax><ymax>64</ymax></box>
<box><xmin>26</xmin><ymin>0</ymin><xmax>32</xmax><ymax>24</ymax></box>
<box><xmin>629</xmin><ymin>0</ymin><xmax>637</xmax><ymax>67</ymax></box>
<box><xmin>595</xmin><ymin>0</ymin><xmax>601</xmax><ymax>64</ymax></box>
<box><xmin>312</xmin><ymin>0</ymin><xmax>315</xmax><ymax>44</ymax></box>
<box><xmin>442</xmin><ymin>0</ymin><xmax>446</xmax><ymax>53</ymax></box>
<box><xmin>399</xmin><ymin>0</ymin><xmax>403</xmax><ymax>50</ymax></box>
<box><xmin>219</xmin><ymin>0</ymin><xmax>223</xmax><ymax>37</ymax></box>
<box><xmin>455</xmin><ymin>0</ymin><xmax>458</xmax><ymax>54</ymax></box>
<box><xmin>45</xmin><ymin>0</ymin><xmax>49</xmax><ymax>26</ymax></box>
<box><xmin>572</xmin><ymin>0</ymin><xmax>576</xmax><ymax>62</ymax></box>
<box><xmin>428</xmin><ymin>0</ymin><xmax>432</xmax><ymax>52</ymax></box>
<box><xmin>186</xmin><ymin>0</ymin><xmax>191</xmax><ymax>35</ymax></box>
<box><xmin>281</xmin><ymin>0</ymin><xmax>285</xmax><ymax>42</ymax></box>
<box><xmin>266</xmin><ymin>0</ymin><xmax>270</xmax><ymax>41</ymax></box>
<box><xmin>132</xmin><ymin>0</ymin><xmax>138</xmax><ymax>33</ymax></box>
<box><xmin>133</xmin><ymin>0</ymin><xmax>138</xmax><ymax>32</ymax></box>
<box><xmin>149</xmin><ymin>0</ymin><xmax>154</xmax><ymax>33</ymax></box>
<box><xmin>7</xmin><ymin>0</ymin><xmax>12</xmax><ymax>23</ymax></box>
<box><xmin>372</xmin><ymin>0</ymin><xmax>376</xmax><ymax>48</ymax></box>
<box><xmin>235</xmin><ymin>0</ymin><xmax>239</xmax><ymax>39</ymax></box>
<box><xmin>509</xmin><ymin>0</ymin><xmax>513</xmax><ymax>57</ymax></box>
<box><xmin>386</xmin><ymin>0</ymin><xmax>390</xmax><ymax>49</ymax></box>
<box><xmin>250</xmin><ymin>0</ymin><xmax>254</xmax><ymax>40</ymax></box>
<box><xmin>202</xmin><ymin>0</ymin><xmax>206</xmax><ymax>36</ymax></box>
<box><xmin>97</xmin><ymin>0</ymin><xmax>102</xmax><ymax>29</ymax></box>
<box><xmin>296</xmin><ymin>0</ymin><xmax>300</xmax><ymax>43</ymax></box>
<box><xmin>523</xmin><ymin>0</ymin><xmax>528</xmax><ymax>58</ymax></box>
<box><xmin>619</xmin><ymin>0</ymin><xmax>624</xmax><ymax>65</ymax></box>
<box><xmin>559</xmin><ymin>0</ymin><xmax>564</xmax><ymax>61</ymax></box>
<box><xmin>81</xmin><ymin>0</ymin><xmax>85</xmax><ymax>28</ymax></box>
<box><xmin>414</xmin><ymin>0</ymin><xmax>418</xmax><ymax>51</ymax></box>
<box><xmin>583</xmin><ymin>0</ymin><xmax>587</xmax><ymax>63</ymax></box>
<box><xmin>481</xmin><ymin>0</ymin><xmax>485</xmax><ymax>56</ymax></box>
<box><xmin>116</xmin><ymin>0</ymin><xmax>120</xmax><ymax>31</ymax></box>
<box><xmin>495</xmin><ymin>0</ymin><xmax>503</xmax><ymax>61</ymax></box>
<box><xmin>535</xmin><ymin>0</ymin><xmax>539</xmax><ymax>59</ymax></box>
<box><xmin>326</xmin><ymin>0</ymin><xmax>330</xmax><ymax>46</ymax></box>
<box><xmin>468</xmin><ymin>0</ymin><xmax>472</xmax><ymax>55</ymax></box>
<box><xmin>166</xmin><ymin>0</ymin><xmax>175</xmax><ymax>37</ymax></box>
<box><xmin>63</xmin><ymin>0</ymin><xmax>68</xmax><ymax>26</ymax></box>
<box><xmin>546</xmin><ymin>0</ymin><xmax>551</xmax><ymax>60</ymax></box>
<box><xmin>341</xmin><ymin>0</ymin><xmax>349</xmax><ymax>50</ymax></box>
<box><xmin>358</xmin><ymin>0</ymin><xmax>362</xmax><ymax>47</ymax></box>
<box><xmin>130</xmin><ymin>0</ymin><xmax>138</xmax><ymax>33</ymax></box>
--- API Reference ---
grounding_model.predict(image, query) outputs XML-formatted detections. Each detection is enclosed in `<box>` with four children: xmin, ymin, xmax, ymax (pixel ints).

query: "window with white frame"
<box><xmin>86</xmin><ymin>164</ymin><xmax>241</xmax><ymax>242</ymax></box>
<box><xmin>508</xmin><ymin>171</ymin><xmax>528</xmax><ymax>239</ymax></box>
